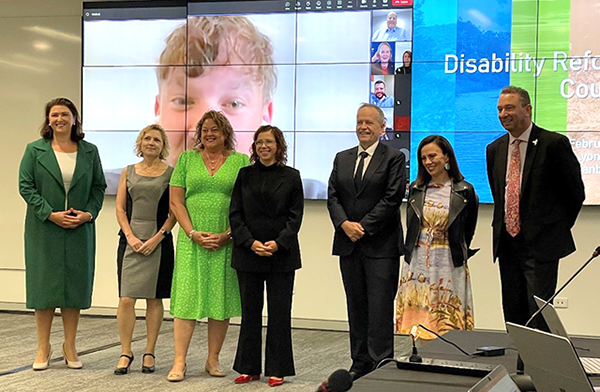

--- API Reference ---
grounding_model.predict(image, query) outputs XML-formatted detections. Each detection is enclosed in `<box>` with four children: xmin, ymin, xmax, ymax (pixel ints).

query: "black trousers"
<box><xmin>233</xmin><ymin>270</ymin><xmax>296</xmax><ymax>377</ymax></box>
<box><xmin>340</xmin><ymin>250</ymin><xmax>400</xmax><ymax>375</ymax></box>
<box><xmin>498</xmin><ymin>228</ymin><xmax>558</xmax><ymax>331</ymax></box>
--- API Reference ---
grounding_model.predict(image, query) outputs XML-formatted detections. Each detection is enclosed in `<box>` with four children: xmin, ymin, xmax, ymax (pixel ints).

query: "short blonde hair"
<box><xmin>157</xmin><ymin>16</ymin><xmax>277</xmax><ymax>103</ymax></box>
<box><xmin>135</xmin><ymin>124</ymin><xmax>170</xmax><ymax>160</ymax></box>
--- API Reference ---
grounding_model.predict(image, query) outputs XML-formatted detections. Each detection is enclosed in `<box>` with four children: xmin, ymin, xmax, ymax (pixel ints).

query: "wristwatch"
<box><xmin>159</xmin><ymin>229</ymin><xmax>170</xmax><ymax>236</ymax></box>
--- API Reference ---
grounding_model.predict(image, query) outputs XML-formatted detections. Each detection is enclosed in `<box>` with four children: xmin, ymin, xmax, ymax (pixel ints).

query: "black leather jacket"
<box><xmin>404</xmin><ymin>179</ymin><xmax>479</xmax><ymax>267</ymax></box>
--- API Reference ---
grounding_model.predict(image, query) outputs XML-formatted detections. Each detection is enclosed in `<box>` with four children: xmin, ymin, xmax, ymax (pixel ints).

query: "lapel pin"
<box><xmin>532</xmin><ymin>139</ymin><xmax>538</xmax><ymax>146</ymax></box>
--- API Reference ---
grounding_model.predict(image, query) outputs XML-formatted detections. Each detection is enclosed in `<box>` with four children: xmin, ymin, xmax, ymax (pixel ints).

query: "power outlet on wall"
<box><xmin>554</xmin><ymin>298</ymin><xmax>568</xmax><ymax>308</ymax></box>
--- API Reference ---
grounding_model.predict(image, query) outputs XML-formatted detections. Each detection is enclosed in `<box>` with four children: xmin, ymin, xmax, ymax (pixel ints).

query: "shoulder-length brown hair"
<box><xmin>250</xmin><ymin>125</ymin><xmax>287</xmax><ymax>166</ymax></box>
<box><xmin>39</xmin><ymin>97</ymin><xmax>84</xmax><ymax>142</ymax></box>
<box><xmin>193</xmin><ymin>110</ymin><xmax>236</xmax><ymax>152</ymax></box>
<box><xmin>415</xmin><ymin>135</ymin><xmax>464</xmax><ymax>187</ymax></box>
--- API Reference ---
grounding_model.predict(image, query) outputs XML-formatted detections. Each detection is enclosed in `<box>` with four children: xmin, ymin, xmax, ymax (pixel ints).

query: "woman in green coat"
<box><xmin>19</xmin><ymin>98</ymin><xmax>106</xmax><ymax>371</ymax></box>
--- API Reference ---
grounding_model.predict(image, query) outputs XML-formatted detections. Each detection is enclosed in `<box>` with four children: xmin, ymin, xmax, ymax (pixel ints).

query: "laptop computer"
<box><xmin>468</xmin><ymin>365</ymin><xmax>520</xmax><ymax>392</ymax></box>
<box><xmin>506</xmin><ymin>322</ymin><xmax>600</xmax><ymax>392</ymax></box>
<box><xmin>534</xmin><ymin>296</ymin><xmax>600</xmax><ymax>375</ymax></box>
<box><xmin>533</xmin><ymin>296</ymin><xmax>569</xmax><ymax>337</ymax></box>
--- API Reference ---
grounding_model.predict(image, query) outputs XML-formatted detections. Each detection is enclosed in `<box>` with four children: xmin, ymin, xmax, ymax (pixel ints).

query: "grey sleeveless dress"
<box><xmin>116</xmin><ymin>165</ymin><xmax>174</xmax><ymax>298</ymax></box>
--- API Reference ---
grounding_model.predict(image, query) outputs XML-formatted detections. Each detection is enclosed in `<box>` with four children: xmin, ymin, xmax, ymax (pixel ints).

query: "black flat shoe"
<box><xmin>114</xmin><ymin>353</ymin><xmax>134</xmax><ymax>375</ymax></box>
<box><xmin>141</xmin><ymin>353</ymin><xmax>155</xmax><ymax>374</ymax></box>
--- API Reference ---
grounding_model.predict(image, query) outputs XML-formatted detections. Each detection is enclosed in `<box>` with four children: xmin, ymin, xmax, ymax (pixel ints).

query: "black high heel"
<box><xmin>141</xmin><ymin>353</ymin><xmax>156</xmax><ymax>373</ymax></box>
<box><xmin>114</xmin><ymin>353</ymin><xmax>134</xmax><ymax>375</ymax></box>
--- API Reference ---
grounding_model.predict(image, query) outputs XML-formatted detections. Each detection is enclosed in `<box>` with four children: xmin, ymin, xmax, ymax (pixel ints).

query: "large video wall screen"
<box><xmin>83</xmin><ymin>0</ymin><xmax>600</xmax><ymax>204</ymax></box>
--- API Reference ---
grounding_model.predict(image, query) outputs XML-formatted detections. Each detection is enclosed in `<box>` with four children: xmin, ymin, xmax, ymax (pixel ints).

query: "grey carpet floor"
<box><xmin>0</xmin><ymin>312</ymin><xmax>411</xmax><ymax>391</ymax></box>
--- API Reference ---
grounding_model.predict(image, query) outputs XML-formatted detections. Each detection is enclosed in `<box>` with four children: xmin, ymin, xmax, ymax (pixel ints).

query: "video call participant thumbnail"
<box><xmin>395</xmin><ymin>50</ymin><xmax>411</xmax><ymax>74</ymax></box>
<box><xmin>155</xmin><ymin>16</ymin><xmax>276</xmax><ymax>166</ymax></box>
<box><xmin>371</xmin><ymin>42</ymin><xmax>394</xmax><ymax>75</ymax></box>
<box><xmin>370</xmin><ymin>80</ymin><xmax>394</xmax><ymax>108</ymax></box>
<box><xmin>372</xmin><ymin>11</ymin><xmax>409</xmax><ymax>42</ymax></box>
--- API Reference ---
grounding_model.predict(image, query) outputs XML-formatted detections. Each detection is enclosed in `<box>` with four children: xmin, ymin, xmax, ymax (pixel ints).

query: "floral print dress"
<box><xmin>396</xmin><ymin>181</ymin><xmax>474</xmax><ymax>339</ymax></box>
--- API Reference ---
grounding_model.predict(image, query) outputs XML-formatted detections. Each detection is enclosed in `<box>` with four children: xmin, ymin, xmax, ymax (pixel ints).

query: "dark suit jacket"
<box><xmin>229</xmin><ymin>163</ymin><xmax>304</xmax><ymax>273</ymax></box>
<box><xmin>405</xmin><ymin>179</ymin><xmax>479</xmax><ymax>268</ymax></box>
<box><xmin>327</xmin><ymin>143</ymin><xmax>406</xmax><ymax>258</ymax></box>
<box><xmin>486</xmin><ymin>124</ymin><xmax>585</xmax><ymax>262</ymax></box>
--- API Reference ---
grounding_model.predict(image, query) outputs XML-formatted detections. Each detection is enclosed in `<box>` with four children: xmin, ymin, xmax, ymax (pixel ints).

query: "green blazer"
<box><xmin>19</xmin><ymin>138</ymin><xmax>106</xmax><ymax>309</ymax></box>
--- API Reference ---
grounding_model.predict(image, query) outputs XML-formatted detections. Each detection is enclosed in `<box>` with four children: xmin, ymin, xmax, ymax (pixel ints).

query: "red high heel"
<box><xmin>268</xmin><ymin>377</ymin><xmax>284</xmax><ymax>387</ymax></box>
<box><xmin>234</xmin><ymin>374</ymin><xmax>260</xmax><ymax>384</ymax></box>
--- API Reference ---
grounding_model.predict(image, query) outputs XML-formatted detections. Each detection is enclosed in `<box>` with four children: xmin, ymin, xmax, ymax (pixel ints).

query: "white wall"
<box><xmin>2</xmin><ymin>0</ymin><xmax>600</xmax><ymax>335</ymax></box>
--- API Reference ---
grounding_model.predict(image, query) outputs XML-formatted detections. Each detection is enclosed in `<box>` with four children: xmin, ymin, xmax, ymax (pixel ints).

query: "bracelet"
<box><xmin>159</xmin><ymin>229</ymin><xmax>170</xmax><ymax>236</ymax></box>
<box><xmin>226</xmin><ymin>230</ymin><xmax>232</xmax><ymax>240</ymax></box>
<box><xmin>188</xmin><ymin>229</ymin><xmax>196</xmax><ymax>240</ymax></box>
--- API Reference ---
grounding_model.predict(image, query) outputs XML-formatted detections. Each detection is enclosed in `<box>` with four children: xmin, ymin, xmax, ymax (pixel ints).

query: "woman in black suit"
<box><xmin>229</xmin><ymin>125</ymin><xmax>304</xmax><ymax>387</ymax></box>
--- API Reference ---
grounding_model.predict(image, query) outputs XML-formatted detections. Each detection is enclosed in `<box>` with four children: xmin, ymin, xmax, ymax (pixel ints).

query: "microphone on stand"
<box><xmin>409</xmin><ymin>325</ymin><xmax>422</xmax><ymax>363</ymax></box>
<box><xmin>512</xmin><ymin>246</ymin><xmax>600</xmax><ymax>391</ymax></box>
<box><xmin>524</xmin><ymin>246</ymin><xmax>600</xmax><ymax>328</ymax></box>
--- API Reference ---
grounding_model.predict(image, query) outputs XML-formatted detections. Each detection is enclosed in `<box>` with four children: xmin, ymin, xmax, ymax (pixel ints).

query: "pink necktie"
<box><xmin>505</xmin><ymin>139</ymin><xmax>522</xmax><ymax>237</ymax></box>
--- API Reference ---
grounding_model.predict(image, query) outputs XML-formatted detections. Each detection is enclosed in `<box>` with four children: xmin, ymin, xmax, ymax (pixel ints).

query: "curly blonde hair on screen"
<box><xmin>156</xmin><ymin>15</ymin><xmax>277</xmax><ymax>103</ymax></box>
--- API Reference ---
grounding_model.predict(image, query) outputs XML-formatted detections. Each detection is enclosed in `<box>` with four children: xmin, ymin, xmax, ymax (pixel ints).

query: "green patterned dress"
<box><xmin>170</xmin><ymin>150</ymin><xmax>249</xmax><ymax>320</ymax></box>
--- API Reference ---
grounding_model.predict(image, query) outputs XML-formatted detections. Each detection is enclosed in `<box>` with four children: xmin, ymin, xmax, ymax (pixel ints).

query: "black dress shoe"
<box><xmin>141</xmin><ymin>353</ymin><xmax>155</xmax><ymax>373</ymax></box>
<box><xmin>114</xmin><ymin>353</ymin><xmax>134</xmax><ymax>375</ymax></box>
<box><xmin>349</xmin><ymin>371</ymin><xmax>358</xmax><ymax>381</ymax></box>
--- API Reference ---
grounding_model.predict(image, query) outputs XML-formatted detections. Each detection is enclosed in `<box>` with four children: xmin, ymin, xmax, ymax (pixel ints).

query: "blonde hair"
<box><xmin>157</xmin><ymin>16</ymin><xmax>277</xmax><ymax>103</ymax></box>
<box><xmin>135</xmin><ymin>124</ymin><xmax>170</xmax><ymax>160</ymax></box>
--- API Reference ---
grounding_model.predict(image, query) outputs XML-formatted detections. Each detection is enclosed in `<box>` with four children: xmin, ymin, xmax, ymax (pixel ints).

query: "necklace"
<box><xmin>137</xmin><ymin>161</ymin><xmax>164</xmax><ymax>176</ymax></box>
<box><xmin>203</xmin><ymin>150</ymin><xmax>225</xmax><ymax>172</ymax></box>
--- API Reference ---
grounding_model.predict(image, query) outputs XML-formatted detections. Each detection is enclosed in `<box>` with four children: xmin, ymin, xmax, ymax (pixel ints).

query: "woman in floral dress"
<box><xmin>397</xmin><ymin>135</ymin><xmax>478</xmax><ymax>339</ymax></box>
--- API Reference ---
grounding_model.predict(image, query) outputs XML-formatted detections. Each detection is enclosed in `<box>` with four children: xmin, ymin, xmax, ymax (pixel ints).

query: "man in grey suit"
<box><xmin>487</xmin><ymin>86</ymin><xmax>585</xmax><ymax>329</ymax></box>
<box><xmin>327</xmin><ymin>103</ymin><xmax>405</xmax><ymax>380</ymax></box>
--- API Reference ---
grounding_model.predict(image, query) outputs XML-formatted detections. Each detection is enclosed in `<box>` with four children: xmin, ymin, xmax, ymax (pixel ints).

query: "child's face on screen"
<box><xmin>155</xmin><ymin>66</ymin><xmax>273</xmax><ymax>162</ymax></box>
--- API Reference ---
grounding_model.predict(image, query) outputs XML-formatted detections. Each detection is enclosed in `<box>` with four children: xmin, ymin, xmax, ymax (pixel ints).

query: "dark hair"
<box><xmin>193</xmin><ymin>110</ymin><xmax>236</xmax><ymax>151</ymax></box>
<box><xmin>374</xmin><ymin>80</ymin><xmax>385</xmax><ymax>87</ymax></box>
<box><xmin>415</xmin><ymin>135</ymin><xmax>464</xmax><ymax>187</ymax></box>
<box><xmin>39</xmin><ymin>97</ymin><xmax>84</xmax><ymax>142</ymax></box>
<box><xmin>250</xmin><ymin>125</ymin><xmax>287</xmax><ymax>166</ymax></box>
<box><xmin>403</xmin><ymin>50</ymin><xmax>412</xmax><ymax>65</ymax></box>
<box><xmin>500</xmin><ymin>85</ymin><xmax>531</xmax><ymax>107</ymax></box>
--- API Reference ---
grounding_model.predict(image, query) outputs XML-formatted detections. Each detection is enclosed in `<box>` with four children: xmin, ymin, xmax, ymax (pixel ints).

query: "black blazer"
<box><xmin>229</xmin><ymin>163</ymin><xmax>304</xmax><ymax>273</ymax></box>
<box><xmin>486</xmin><ymin>124</ymin><xmax>585</xmax><ymax>262</ymax></box>
<box><xmin>404</xmin><ymin>179</ymin><xmax>479</xmax><ymax>268</ymax></box>
<box><xmin>327</xmin><ymin>143</ymin><xmax>406</xmax><ymax>258</ymax></box>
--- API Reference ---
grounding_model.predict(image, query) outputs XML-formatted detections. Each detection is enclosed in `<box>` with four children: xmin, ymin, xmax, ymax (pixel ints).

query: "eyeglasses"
<box><xmin>255</xmin><ymin>140</ymin><xmax>276</xmax><ymax>147</ymax></box>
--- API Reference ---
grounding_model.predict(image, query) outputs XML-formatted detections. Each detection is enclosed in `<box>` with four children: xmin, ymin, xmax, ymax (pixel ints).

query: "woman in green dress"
<box><xmin>167</xmin><ymin>110</ymin><xmax>249</xmax><ymax>382</ymax></box>
<box><xmin>19</xmin><ymin>97</ymin><xmax>106</xmax><ymax>370</ymax></box>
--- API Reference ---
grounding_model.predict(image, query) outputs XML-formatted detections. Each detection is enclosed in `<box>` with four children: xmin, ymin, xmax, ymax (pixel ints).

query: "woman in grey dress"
<box><xmin>114</xmin><ymin>124</ymin><xmax>176</xmax><ymax>374</ymax></box>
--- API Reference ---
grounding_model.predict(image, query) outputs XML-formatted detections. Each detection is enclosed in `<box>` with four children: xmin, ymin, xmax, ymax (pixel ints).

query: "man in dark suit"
<box><xmin>327</xmin><ymin>103</ymin><xmax>405</xmax><ymax>379</ymax></box>
<box><xmin>487</xmin><ymin>86</ymin><xmax>585</xmax><ymax>329</ymax></box>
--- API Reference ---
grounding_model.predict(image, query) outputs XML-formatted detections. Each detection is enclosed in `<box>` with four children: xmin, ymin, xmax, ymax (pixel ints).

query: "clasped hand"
<box><xmin>49</xmin><ymin>208</ymin><xmax>90</xmax><ymax>229</ymax></box>
<box><xmin>127</xmin><ymin>234</ymin><xmax>160</xmax><ymax>256</ymax></box>
<box><xmin>341</xmin><ymin>220</ymin><xmax>365</xmax><ymax>242</ymax></box>
<box><xmin>251</xmin><ymin>240</ymin><xmax>278</xmax><ymax>257</ymax></box>
<box><xmin>191</xmin><ymin>231</ymin><xmax>229</xmax><ymax>251</ymax></box>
